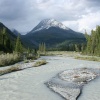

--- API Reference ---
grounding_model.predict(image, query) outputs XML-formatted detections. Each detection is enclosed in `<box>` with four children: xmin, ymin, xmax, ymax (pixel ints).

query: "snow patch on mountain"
<box><xmin>32</xmin><ymin>19</ymin><xmax>70</xmax><ymax>32</ymax></box>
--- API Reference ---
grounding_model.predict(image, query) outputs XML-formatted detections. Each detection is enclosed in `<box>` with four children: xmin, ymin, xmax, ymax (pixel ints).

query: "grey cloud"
<box><xmin>0</xmin><ymin>0</ymin><xmax>27</xmax><ymax>20</ymax></box>
<box><xmin>84</xmin><ymin>0</ymin><xmax>100</xmax><ymax>12</ymax></box>
<box><xmin>0</xmin><ymin>0</ymin><xmax>100</xmax><ymax>32</ymax></box>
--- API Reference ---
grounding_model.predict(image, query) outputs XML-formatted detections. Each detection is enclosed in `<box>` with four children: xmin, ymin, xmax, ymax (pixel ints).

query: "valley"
<box><xmin>0</xmin><ymin>9</ymin><xmax>100</xmax><ymax>100</ymax></box>
<box><xmin>0</xmin><ymin>0</ymin><xmax>100</xmax><ymax>100</ymax></box>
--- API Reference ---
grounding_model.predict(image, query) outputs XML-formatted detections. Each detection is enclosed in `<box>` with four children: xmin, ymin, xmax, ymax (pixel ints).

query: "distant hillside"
<box><xmin>20</xmin><ymin>35</ymin><xmax>38</xmax><ymax>49</ymax></box>
<box><xmin>25</xmin><ymin>19</ymin><xmax>86</xmax><ymax>50</ymax></box>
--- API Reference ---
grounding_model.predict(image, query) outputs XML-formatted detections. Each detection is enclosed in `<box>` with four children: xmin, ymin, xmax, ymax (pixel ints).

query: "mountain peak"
<box><xmin>31</xmin><ymin>18</ymin><xmax>70</xmax><ymax>32</ymax></box>
<box><xmin>40</xmin><ymin>18</ymin><xmax>55</xmax><ymax>23</ymax></box>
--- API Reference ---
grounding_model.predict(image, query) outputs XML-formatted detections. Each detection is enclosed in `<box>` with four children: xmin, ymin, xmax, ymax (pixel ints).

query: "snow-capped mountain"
<box><xmin>25</xmin><ymin>18</ymin><xmax>85</xmax><ymax>49</ymax></box>
<box><xmin>31</xmin><ymin>19</ymin><xmax>70</xmax><ymax>32</ymax></box>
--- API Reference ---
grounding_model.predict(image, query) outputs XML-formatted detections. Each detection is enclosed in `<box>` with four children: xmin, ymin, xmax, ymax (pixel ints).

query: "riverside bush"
<box><xmin>0</xmin><ymin>53</ymin><xmax>21</xmax><ymax>66</ymax></box>
<box><xmin>0</xmin><ymin>65</ymin><xmax>21</xmax><ymax>75</ymax></box>
<box><xmin>33</xmin><ymin>60</ymin><xmax>47</xmax><ymax>67</ymax></box>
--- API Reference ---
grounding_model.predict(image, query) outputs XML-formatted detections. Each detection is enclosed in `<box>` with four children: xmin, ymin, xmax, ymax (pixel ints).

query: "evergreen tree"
<box><xmin>81</xmin><ymin>43</ymin><xmax>85</xmax><ymax>53</ymax></box>
<box><xmin>39</xmin><ymin>43</ymin><xmax>42</xmax><ymax>52</ymax></box>
<box><xmin>43</xmin><ymin>42</ymin><xmax>46</xmax><ymax>54</ymax></box>
<box><xmin>85</xmin><ymin>30</ymin><xmax>91</xmax><ymax>54</ymax></box>
<box><xmin>75</xmin><ymin>44</ymin><xmax>79</xmax><ymax>52</ymax></box>
<box><xmin>2</xmin><ymin>27</ymin><xmax>6</xmax><ymax>47</ymax></box>
<box><xmin>27</xmin><ymin>47</ymin><xmax>32</xmax><ymax>53</ymax></box>
<box><xmin>95</xmin><ymin>26</ymin><xmax>100</xmax><ymax>55</ymax></box>
<box><xmin>91</xmin><ymin>30</ymin><xmax>96</xmax><ymax>55</ymax></box>
<box><xmin>38</xmin><ymin>42</ymin><xmax>46</xmax><ymax>54</ymax></box>
<box><xmin>15</xmin><ymin>34</ymin><xmax>22</xmax><ymax>53</ymax></box>
<box><xmin>84</xmin><ymin>26</ymin><xmax>100</xmax><ymax>56</ymax></box>
<box><xmin>41</xmin><ymin>42</ymin><xmax>44</xmax><ymax>52</ymax></box>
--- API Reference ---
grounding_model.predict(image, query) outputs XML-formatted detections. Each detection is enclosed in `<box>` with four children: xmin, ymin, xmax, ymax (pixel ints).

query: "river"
<box><xmin>0</xmin><ymin>56</ymin><xmax>100</xmax><ymax>100</ymax></box>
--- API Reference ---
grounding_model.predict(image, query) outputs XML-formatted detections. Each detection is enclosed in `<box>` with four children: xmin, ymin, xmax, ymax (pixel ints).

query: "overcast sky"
<box><xmin>0</xmin><ymin>0</ymin><xmax>100</xmax><ymax>34</ymax></box>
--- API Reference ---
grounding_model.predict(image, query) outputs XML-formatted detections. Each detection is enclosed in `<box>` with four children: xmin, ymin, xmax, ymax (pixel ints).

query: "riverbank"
<box><xmin>46</xmin><ymin>51</ymin><xmax>100</xmax><ymax>62</ymax></box>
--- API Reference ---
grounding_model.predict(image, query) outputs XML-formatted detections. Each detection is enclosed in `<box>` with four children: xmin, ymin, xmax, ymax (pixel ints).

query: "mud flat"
<box><xmin>45</xmin><ymin>68</ymin><xmax>100</xmax><ymax>100</ymax></box>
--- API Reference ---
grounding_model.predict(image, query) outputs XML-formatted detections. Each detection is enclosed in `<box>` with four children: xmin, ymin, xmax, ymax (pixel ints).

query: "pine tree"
<box><xmin>95</xmin><ymin>26</ymin><xmax>100</xmax><ymax>56</ymax></box>
<box><xmin>75</xmin><ymin>44</ymin><xmax>79</xmax><ymax>52</ymax></box>
<box><xmin>41</xmin><ymin>42</ymin><xmax>44</xmax><ymax>52</ymax></box>
<box><xmin>38</xmin><ymin>42</ymin><xmax>46</xmax><ymax>55</ymax></box>
<box><xmin>15</xmin><ymin>34</ymin><xmax>22</xmax><ymax>53</ymax></box>
<box><xmin>27</xmin><ymin>47</ymin><xmax>30</xmax><ymax>53</ymax></box>
<box><xmin>43</xmin><ymin>42</ymin><xmax>46</xmax><ymax>54</ymax></box>
<box><xmin>2</xmin><ymin>27</ymin><xmax>6</xmax><ymax>47</ymax></box>
<box><xmin>39</xmin><ymin>43</ymin><xmax>41</xmax><ymax>52</ymax></box>
<box><xmin>84</xmin><ymin>30</ymin><xmax>91</xmax><ymax>54</ymax></box>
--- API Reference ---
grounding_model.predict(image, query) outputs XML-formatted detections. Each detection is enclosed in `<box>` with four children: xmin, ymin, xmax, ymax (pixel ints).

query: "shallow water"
<box><xmin>0</xmin><ymin>56</ymin><xmax>100</xmax><ymax>100</ymax></box>
<box><xmin>41</xmin><ymin>56</ymin><xmax>100</xmax><ymax>100</ymax></box>
<box><xmin>78</xmin><ymin>77</ymin><xmax>100</xmax><ymax>100</ymax></box>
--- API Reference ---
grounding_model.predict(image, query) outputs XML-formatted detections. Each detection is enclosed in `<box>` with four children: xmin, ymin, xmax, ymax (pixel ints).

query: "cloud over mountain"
<box><xmin>0</xmin><ymin>0</ymin><xmax>100</xmax><ymax>34</ymax></box>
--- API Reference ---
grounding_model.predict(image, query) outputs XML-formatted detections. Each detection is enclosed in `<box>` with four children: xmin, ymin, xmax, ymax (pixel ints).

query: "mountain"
<box><xmin>28</xmin><ymin>19</ymin><xmax>84</xmax><ymax>38</ymax></box>
<box><xmin>11</xmin><ymin>29</ymin><xmax>20</xmax><ymax>36</ymax></box>
<box><xmin>0</xmin><ymin>19</ymin><xmax>86</xmax><ymax>52</ymax></box>
<box><xmin>30</xmin><ymin>19</ymin><xmax>70</xmax><ymax>33</ymax></box>
<box><xmin>0</xmin><ymin>22</ymin><xmax>17</xmax><ymax>52</ymax></box>
<box><xmin>25</xmin><ymin>19</ymin><xmax>86</xmax><ymax>49</ymax></box>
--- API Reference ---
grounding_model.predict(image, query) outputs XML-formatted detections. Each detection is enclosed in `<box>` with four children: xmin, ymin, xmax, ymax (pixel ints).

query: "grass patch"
<box><xmin>33</xmin><ymin>60</ymin><xmax>47</xmax><ymax>67</ymax></box>
<box><xmin>46</xmin><ymin>51</ymin><xmax>100</xmax><ymax>62</ymax></box>
<box><xmin>0</xmin><ymin>65</ymin><xmax>21</xmax><ymax>76</ymax></box>
<box><xmin>46</xmin><ymin>51</ymin><xmax>80</xmax><ymax>57</ymax></box>
<box><xmin>75</xmin><ymin>56</ymin><xmax>100</xmax><ymax>62</ymax></box>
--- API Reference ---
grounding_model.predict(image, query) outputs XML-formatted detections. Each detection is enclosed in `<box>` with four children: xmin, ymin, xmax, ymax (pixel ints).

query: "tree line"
<box><xmin>1</xmin><ymin>26</ymin><xmax>100</xmax><ymax>57</ymax></box>
<box><xmin>83</xmin><ymin>26</ymin><xmax>100</xmax><ymax>56</ymax></box>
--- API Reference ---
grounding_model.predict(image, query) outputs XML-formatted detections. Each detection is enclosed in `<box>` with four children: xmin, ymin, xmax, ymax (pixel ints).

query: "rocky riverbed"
<box><xmin>46</xmin><ymin>68</ymin><xmax>100</xmax><ymax>100</ymax></box>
